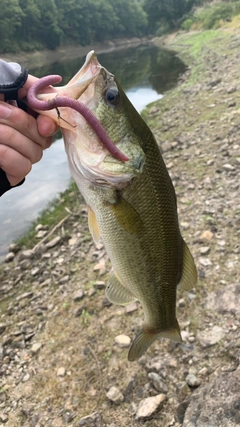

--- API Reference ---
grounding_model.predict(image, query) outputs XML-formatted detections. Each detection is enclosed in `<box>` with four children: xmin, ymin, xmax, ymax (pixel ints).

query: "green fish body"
<box><xmin>37</xmin><ymin>51</ymin><xmax>197</xmax><ymax>361</ymax></box>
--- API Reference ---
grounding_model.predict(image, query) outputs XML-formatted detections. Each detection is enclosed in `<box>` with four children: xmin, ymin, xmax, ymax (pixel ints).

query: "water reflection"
<box><xmin>0</xmin><ymin>44</ymin><xmax>186</xmax><ymax>261</ymax></box>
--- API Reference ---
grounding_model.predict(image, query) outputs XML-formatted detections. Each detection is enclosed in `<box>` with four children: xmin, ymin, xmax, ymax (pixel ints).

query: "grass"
<box><xmin>16</xmin><ymin>180</ymin><xmax>81</xmax><ymax>249</ymax></box>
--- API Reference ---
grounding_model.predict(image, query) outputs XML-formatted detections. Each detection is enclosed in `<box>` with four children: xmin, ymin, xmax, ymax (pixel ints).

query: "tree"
<box><xmin>34</xmin><ymin>0</ymin><xmax>62</xmax><ymax>49</ymax></box>
<box><xmin>0</xmin><ymin>0</ymin><xmax>24</xmax><ymax>52</ymax></box>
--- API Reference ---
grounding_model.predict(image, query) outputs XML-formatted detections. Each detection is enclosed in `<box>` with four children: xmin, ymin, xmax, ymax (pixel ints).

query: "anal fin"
<box><xmin>106</xmin><ymin>270</ymin><xmax>137</xmax><ymax>306</ymax></box>
<box><xmin>178</xmin><ymin>241</ymin><xmax>198</xmax><ymax>291</ymax></box>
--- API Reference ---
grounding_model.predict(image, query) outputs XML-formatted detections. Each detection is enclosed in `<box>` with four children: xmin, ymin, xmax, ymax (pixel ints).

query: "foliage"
<box><xmin>3</xmin><ymin>0</ymin><xmax>240</xmax><ymax>54</ymax></box>
<box><xmin>182</xmin><ymin>1</ymin><xmax>240</xmax><ymax>31</ymax></box>
<box><xmin>0</xmin><ymin>0</ymin><xmax>148</xmax><ymax>53</ymax></box>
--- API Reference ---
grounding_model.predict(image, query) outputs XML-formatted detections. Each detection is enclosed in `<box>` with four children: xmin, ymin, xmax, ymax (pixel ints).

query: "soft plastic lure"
<box><xmin>27</xmin><ymin>75</ymin><xmax>129</xmax><ymax>162</ymax></box>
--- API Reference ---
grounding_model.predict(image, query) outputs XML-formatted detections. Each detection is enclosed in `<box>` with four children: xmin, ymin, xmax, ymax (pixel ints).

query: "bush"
<box><xmin>181</xmin><ymin>18</ymin><xmax>194</xmax><ymax>31</ymax></box>
<box><xmin>155</xmin><ymin>21</ymin><xmax>171</xmax><ymax>36</ymax></box>
<box><xmin>193</xmin><ymin>2</ymin><xmax>240</xmax><ymax>30</ymax></box>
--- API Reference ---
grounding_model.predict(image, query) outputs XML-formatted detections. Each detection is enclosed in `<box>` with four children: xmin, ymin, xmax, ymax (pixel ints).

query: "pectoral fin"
<box><xmin>106</xmin><ymin>270</ymin><xmax>137</xmax><ymax>306</ymax></box>
<box><xmin>109</xmin><ymin>196</ymin><xmax>143</xmax><ymax>234</ymax></box>
<box><xmin>88</xmin><ymin>206</ymin><xmax>101</xmax><ymax>244</ymax></box>
<box><xmin>128</xmin><ymin>320</ymin><xmax>182</xmax><ymax>362</ymax></box>
<box><xmin>178</xmin><ymin>241</ymin><xmax>198</xmax><ymax>291</ymax></box>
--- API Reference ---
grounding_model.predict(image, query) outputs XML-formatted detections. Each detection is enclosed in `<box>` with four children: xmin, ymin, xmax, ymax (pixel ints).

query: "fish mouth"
<box><xmin>64</xmin><ymin>50</ymin><xmax>102</xmax><ymax>99</ymax></box>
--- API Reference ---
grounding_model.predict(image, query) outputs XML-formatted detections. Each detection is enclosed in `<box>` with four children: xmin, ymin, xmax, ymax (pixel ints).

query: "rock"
<box><xmin>148</xmin><ymin>372</ymin><xmax>168</xmax><ymax>393</ymax></box>
<box><xmin>185</xmin><ymin>374</ymin><xmax>201</xmax><ymax>388</ymax></box>
<box><xmin>73</xmin><ymin>289</ymin><xmax>84</xmax><ymax>301</ymax></box>
<box><xmin>5</xmin><ymin>252</ymin><xmax>15</xmax><ymax>262</ymax></box>
<box><xmin>31</xmin><ymin>267</ymin><xmax>40</xmax><ymax>276</ymax></box>
<box><xmin>199</xmin><ymin>246</ymin><xmax>210</xmax><ymax>255</ymax></box>
<box><xmin>57</xmin><ymin>367</ymin><xmax>66</xmax><ymax>377</ymax></box>
<box><xmin>106</xmin><ymin>386</ymin><xmax>124</xmax><ymax>405</ymax></box>
<box><xmin>135</xmin><ymin>394</ymin><xmax>166</xmax><ymax>421</ymax></box>
<box><xmin>223</xmin><ymin>163</ymin><xmax>235</xmax><ymax>171</ymax></box>
<box><xmin>93</xmin><ymin>281</ymin><xmax>105</xmax><ymax>289</ymax></box>
<box><xmin>205</xmin><ymin>284</ymin><xmax>240</xmax><ymax>316</ymax></box>
<box><xmin>31</xmin><ymin>342</ymin><xmax>43</xmax><ymax>354</ymax></box>
<box><xmin>22</xmin><ymin>372</ymin><xmax>30</xmax><ymax>382</ymax></box>
<box><xmin>182</xmin><ymin>367</ymin><xmax>240</xmax><ymax>426</ymax></box>
<box><xmin>45</xmin><ymin>236</ymin><xmax>61</xmax><ymax>248</ymax></box>
<box><xmin>0</xmin><ymin>324</ymin><xmax>7</xmax><ymax>335</ymax></box>
<box><xmin>18</xmin><ymin>249</ymin><xmax>34</xmax><ymax>260</ymax></box>
<box><xmin>199</xmin><ymin>257</ymin><xmax>212</xmax><ymax>267</ymax></box>
<box><xmin>78</xmin><ymin>412</ymin><xmax>102</xmax><ymax>427</ymax></box>
<box><xmin>0</xmin><ymin>413</ymin><xmax>8</xmax><ymax>423</ymax></box>
<box><xmin>8</xmin><ymin>243</ymin><xmax>20</xmax><ymax>253</ymax></box>
<box><xmin>114</xmin><ymin>335</ymin><xmax>131</xmax><ymax>348</ymax></box>
<box><xmin>200</xmin><ymin>230</ymin><xmax>213</xmax><ymax>241</ymax></box>
<box><xmin>125</xmin><ymin>301</ymin><xmax>138</xmax><ymax>314</ymax></box>
<box><xmin>62</xmin><ymin>411</ymin><xmax>76</xmax><ymax>423</ymax></box>
<box><xmin>36</xmin><ymin>230</ymin><xmax>48</xmax><ymax>238</ymax></box>
<box><xmin>197</xmin><ymin>326</ymin><xmax>225</xmax><ymax>348</ymax></box>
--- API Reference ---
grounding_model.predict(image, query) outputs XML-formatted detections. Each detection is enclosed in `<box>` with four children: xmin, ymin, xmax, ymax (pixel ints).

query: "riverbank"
<box><xmin>0</xmin><ymin>28</ymin><xmax>240</xmax><ymax>427</ymax></box>
<box><xmin>0</xmin><ymin>37</ymin><xmax>152</xmax><ymax>69</ymax></box>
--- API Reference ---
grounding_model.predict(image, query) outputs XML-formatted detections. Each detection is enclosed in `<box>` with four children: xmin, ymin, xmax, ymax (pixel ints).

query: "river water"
<box><xmin>0</xmin><ymin>45</ymin><xmax>186</xmax><ymax>262</ymax></box>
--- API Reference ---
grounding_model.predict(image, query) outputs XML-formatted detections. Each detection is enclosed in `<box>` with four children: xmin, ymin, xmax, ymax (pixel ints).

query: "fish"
<box><xmin>28</xmin><ymin>51</ymin><xmax>198</xmax><ymax>361</ymax></box>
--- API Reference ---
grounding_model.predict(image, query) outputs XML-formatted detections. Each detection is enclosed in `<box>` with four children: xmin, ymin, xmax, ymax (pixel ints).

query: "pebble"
<box><xmin>45</xmin><ymin>236</ymin><xmax>61</xmax><ymax>248</ymax></box>
<box><xmin>36</xmin><ymin>230</ymin><xmax>48</xmax><ymax>238</ymax></box>
<box><xmin>78</xmin><ymin>412</ymin><xmax>102</xmax><ymax>427</ymax></box>
<box><xmin>0</xmin><ymin>413</ymin><xmax>8</xmax><ymax>423</ymax></box>
<box><xmin>199</xmin><ymin>257</ymin><xmax>212</xmax><ymax>267</ymax></box>
<box><xmin>8</xmin><ymin>243</ymin><xmax>20</xmax><ymax>253</ymax></box>
<box><xmin>135</xmin><ymin>394</ymin><xmax>166</xmax><ymax>420</ymax></box>
<box><xmin>197</xmin><ymin>326</ymin><xmax>225</xmax><ymax>348</ymax></box>
<box><xmin>186</xmin><ymin>373</ymin><xmax>201</xmax><ymax>387</ymax></box>
<box><xmin>114</xmin><ymin>335</ymin><xmax>131</xmax><ymax>348</ymax></box>
<box><xmin>200</xmin><ymin>230</ymin><xmax>213</xmax><ymax>241</ymax></box>
<box><xmin>31</xmin><ymin>267</ymin><xmax>40</xmax><ymax>276</ymax></box>
<box><xmin>73</xmin><ymin>289</ymin><xmax>84</xmax><ymax>301</ymax></box>
<box><xmin>148</xmin><ymin>372</ymin><xmax>168</xmax><ymax>393</ymax></box>
<box><xmin>22</xmin><ymin>372</ymin><xmax>30</xmax><ymax>382</ymax></box>
<box><xmin>199</xmin><ymin>246</ymin><xmax>210</xmax><ymax>255</ymax></box>
<box><xmin>57</xmin><ymin>367</ymin><xmax>66</xmax><ymax>377</ymax></box>
<box><xmin>0</xmin><ymin>324</ymin><xmax>7</xmax><ymax>335</ymax></box>
<box><xmin>31</xmin><ymin>342</ymin><xmax>43</xmax><ymax>354</ymax></box>
<box><xmin>125</xmin><ymin>302</ymin><xmax>138</xmax><ymax>314</ymax></box>
<box><xmin>18</xmin><ymin>249</ymin><xmax>34</xmax><ymax>260</ymax></box>
<box><xmin>5</xmin><ymin>252</ymin><xmax>15</xmax><ymax>262</ymax></box>
<box><xmin>93</xmin><ymin>281</ymin><xmax>105</xmax><ymax>289</ymax></box>
<box><xmin>106</xmin><ymin>386</ymin><xmax>124</xmax><ymax>404</ymax></box>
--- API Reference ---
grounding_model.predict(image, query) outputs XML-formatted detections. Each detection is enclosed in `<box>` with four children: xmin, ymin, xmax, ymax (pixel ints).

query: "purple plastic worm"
<box><xmin>27</xmin><ymin>75</ymin><xmax>129</xmax><ymax>162</ymax></box>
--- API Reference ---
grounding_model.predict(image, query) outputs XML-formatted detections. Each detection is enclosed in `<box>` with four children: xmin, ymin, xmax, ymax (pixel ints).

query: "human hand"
<box><xmin>0</xmin><ymin>75</ymin><xmax>59</xmax><ymax>186</ymax></box>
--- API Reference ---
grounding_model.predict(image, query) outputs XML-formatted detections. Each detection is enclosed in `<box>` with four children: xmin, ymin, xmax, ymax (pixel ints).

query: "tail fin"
<box><xmin>128</xmin><ymin>320</ymin><xmax>182</xmax><ymax>362</ymax></box>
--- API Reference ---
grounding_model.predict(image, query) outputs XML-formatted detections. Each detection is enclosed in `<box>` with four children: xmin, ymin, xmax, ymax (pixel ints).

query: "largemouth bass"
<box><xmin>28</xmin><ymin>51</ymin><xmax>197</xmax><ymax>361</ymax></box>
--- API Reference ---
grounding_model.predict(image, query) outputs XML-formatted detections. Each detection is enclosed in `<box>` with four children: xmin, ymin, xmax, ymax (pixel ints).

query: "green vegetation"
<box><xmin>182</xmin><ymin>1</ymin><xmax>240</xmax><ymax>30</ymax></box>
<box><xmin>1</xmin><ymin>0</ymin><xmax>148</xmax><ymax>53</ymax></box>
<box><xmin>3</xmin><ymin>0</ymin><xmax>240</xmax><ymax>54</ymax></box>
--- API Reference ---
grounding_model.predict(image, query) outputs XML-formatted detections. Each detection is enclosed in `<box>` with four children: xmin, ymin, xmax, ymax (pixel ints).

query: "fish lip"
<box><xmin>66</xmin><ymin>50</ymin><xmax>102</xmax><ymax>97</ymax></box>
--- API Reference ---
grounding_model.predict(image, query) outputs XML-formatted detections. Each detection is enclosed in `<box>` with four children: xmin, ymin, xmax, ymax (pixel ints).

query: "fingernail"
<box><xmin>0</xmin><ymin>103</ymin><xmax>12</xmax><ymax>119</ymax></box>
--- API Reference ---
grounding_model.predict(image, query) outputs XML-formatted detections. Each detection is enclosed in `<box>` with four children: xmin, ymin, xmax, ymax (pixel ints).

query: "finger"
<box><xmin>0</xmin><ymin>101</ymin><xmax>50</xmax><ymax>150</ymax></box>
<box><xmin>0</xmin><ymin>144</ymin><xmax>32</xmax><ymax>186</ymax></box>
<box><xmin>18</xmin><ymin>75</ymin><xmax>38</xmax><ymax>99</ymax></box>
<box><xmin>37</xmin><ymin>114</ymin><xmax>59</xmax><ymax>138</ymax></box>
<box><xmin>0</xmin><ymin>124</ymin><xmax>43</xmax><ymax>164</ymax></box>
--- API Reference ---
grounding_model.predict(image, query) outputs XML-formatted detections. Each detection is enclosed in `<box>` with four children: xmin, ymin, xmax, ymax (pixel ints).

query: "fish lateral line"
<box><xmin>27</xmin><ymin>75</ymin><xmax>129</xmax><ymax>162</ymax></box>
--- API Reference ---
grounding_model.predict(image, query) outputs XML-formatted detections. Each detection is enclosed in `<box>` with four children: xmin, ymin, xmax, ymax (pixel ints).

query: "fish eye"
<box><xmin>104</xmin><ymin>87</ymin><xmax>120</xmax><ymax>107</ymax></box>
